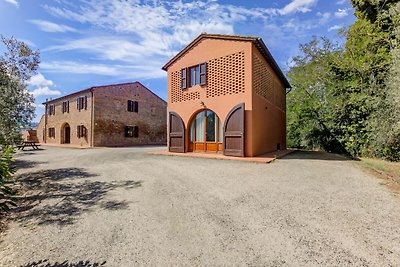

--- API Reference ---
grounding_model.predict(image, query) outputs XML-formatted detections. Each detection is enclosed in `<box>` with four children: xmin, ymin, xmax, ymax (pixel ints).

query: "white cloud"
<box><xmin>328</xmin><ymin>25</ymin><xmax>343</xmax><ymax>31</ymax></box>
<box><xmin>31</xmin><ymin>87</ymin><xmax>62</xmax><ymax>97</ymax></box>
<box><xmin>317</xmin><ymin>12</ymin><xmax>332</xmax><ymax>24</ymax></box>
<box><xmin>28</xmin><ymin>73</ymin><xmax>54</xmax><ymax>87</ymax></box>
<box><xmin>29</xmin><ymin>19</ymin><xmax>77</xmax><ymax>32</ymax></box>
<box><xmin>40</xmin><ymin>61</ymin><xmax>165</xmax><ymax>79</ymax></box>
<box><xmin>40</xmin><ymin>0</ymin><xmax>327</xmax><ymax>79</ymax></box>
<box><xmin>3</xmin><ymin>0</ymin><xmax>18</xmax><ymax>7</ymax></box>
<box><xmin>335</xmin><ymin>8</ymin><xmax>350</xmax><ymax>18</ymax></box>
<box><xmin>28</xmin><ymin>73</ymin><xmax>61</xmax><ymax>97</ymax></box>
<box><xmin>337</xmin><ymin>0</ymin><xmax>347</xmax><ymax>4</ymax></box>
<box><xmin>279</xmin><ymin>0</ymin><xmax>318</xmax><ymax>15</ymax></box>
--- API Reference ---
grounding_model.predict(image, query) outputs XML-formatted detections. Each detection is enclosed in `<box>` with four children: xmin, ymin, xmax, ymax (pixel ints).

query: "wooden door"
<box><xmin>224</xmin><ymin>103</ymin><xmax>245</xmax><ymax>157</ymax></box>
<box><xmin>169</xmin><ymin>112</ymin><xmax>185</xmax><ymax>153</ymax></box>
<box><xmin>65</xmin><ymin>127</ymin><xmax>71</xmax><ymax>144</ymax></box>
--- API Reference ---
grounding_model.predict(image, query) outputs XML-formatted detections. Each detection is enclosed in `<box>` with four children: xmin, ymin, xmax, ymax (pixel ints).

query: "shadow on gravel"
<box><xmin>13</xmin><ymin>168</ymin><xmax>142</xmax><ymax>226</ymax></box>
<box><xmin>20</xmin><ymin>259</ymin><xmax>106</xmax><ymax>267</ymax></box>
<box><xmin>12</xmin><ymin>159</ymin><xmax>47</xmax><ymax>170</ymax></box>
<box><xmin>281</xmin><ymin>150</ymin><xmax>357</xmax><ymax>161</ymax></box>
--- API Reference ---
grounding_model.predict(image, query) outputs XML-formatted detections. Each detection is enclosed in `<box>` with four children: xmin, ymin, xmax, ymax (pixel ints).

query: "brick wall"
<box><xmin>93</xmin><ymin>83</ymin><xmax>167</xmax><ymax>147</ymax></box>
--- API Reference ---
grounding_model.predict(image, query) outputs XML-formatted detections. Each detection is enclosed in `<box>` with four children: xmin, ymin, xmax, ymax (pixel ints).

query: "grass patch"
<box><xmin>358</xmin><ymin>158</ymin><xmax>400</xmax><ymax>193</ymax></box>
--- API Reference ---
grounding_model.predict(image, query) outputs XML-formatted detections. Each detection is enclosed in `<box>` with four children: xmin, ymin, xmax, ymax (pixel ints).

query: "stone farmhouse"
<box><xmin>163</xmin><ymin>33</ymin><xmax>291</xmax><ymax>157</ymax></box>
<box><xmin>37</xmin><ymin>82</ymin><xmax>167</xmax><ymax>147</ymax></box>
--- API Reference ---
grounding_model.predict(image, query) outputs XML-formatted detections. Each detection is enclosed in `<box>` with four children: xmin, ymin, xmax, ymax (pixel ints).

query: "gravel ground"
<box><xmin>1</xmin><ymin>146</ymin><xmax>400</xmax><ymax>266</ymax></box>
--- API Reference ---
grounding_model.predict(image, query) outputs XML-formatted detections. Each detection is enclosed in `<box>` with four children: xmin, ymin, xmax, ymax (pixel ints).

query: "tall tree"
<box><xmin>0</xmin><ymin>36</ymin><xmax>40</xmax><ymax>145</ymax></box>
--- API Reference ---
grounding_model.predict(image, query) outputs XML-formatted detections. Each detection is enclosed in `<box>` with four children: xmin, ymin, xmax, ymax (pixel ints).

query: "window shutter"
<box><xmin>84</xmin><ymin>96</ymin><xmax>88</xmax><ymax>110</ymax></box>
<box><xmin>134</xmin><ymin>101</ymin><xmax>138</xmax><ymax>113</ymax></box>
<box><xmin>134</xmin><ymin>126</ymin><xmax>139</xmax><ymax>138</ymax></box>
<box><xmin>127</xmin><ymin>100</ymin><xmax>131</xmax><ymax>112</ymax></box>
<box><xmin>125</xmin><ymin>126</ymin><xmax>129</xmax><ymax>137</ymax></box>
<box><xmin>77</xmin><ymin>98</ymin><xmax>80</xmax><ymax>110</ymax></box>
<box><xmin>77</xmin><ymin>126</ymin><xmax>80</xmax><ymax>138</ymax></box>
<box><xmin>199</xmin><ymin>62</ymin><xmax>207</xmax><ymax>85</ymax></box>
<box><xmin>67</xmin><ymin>101</ymin><xmax>69</xmax><ymax>113</ymax></box>
<box><xmin>181</xmin><ymin>68</ymin><xmax>187</xmax><ymax>89</ymax></box>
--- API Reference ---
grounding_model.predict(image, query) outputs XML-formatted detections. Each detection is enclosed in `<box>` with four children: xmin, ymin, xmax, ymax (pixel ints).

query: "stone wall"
<box><xmin>93</xmin><ymin>82</ymin><xmax>167</xmax><ymax>147</ymax></box>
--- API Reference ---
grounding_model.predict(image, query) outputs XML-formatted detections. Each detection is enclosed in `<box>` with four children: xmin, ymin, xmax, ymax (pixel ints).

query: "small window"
<box><xmin>127</xmin><ymin>100</ymin><xmax>138</xmax><ymax>112</ymax></box>
<box><xmin>125</xmin><ymin>126</ymin><xmax>139</xmax><ymax>138</ymax></box>
<box><xmin>77</xmin><ymin>125</ymin><xmax>87</xmax><ymax>138</ymax></box>
<box><xmin>77</xmin><ymin>96</ymin><xmax>87</xmax><ymax>111</ymax></box>
<box><xmin>182</xmin><ymin>62</ymin><xmax>207</xmax><ymax>88</ymax></box>
<box><xmin>189</xmin><ymin>65</ymin><xmax>200</xmax><ymax>87</ymax></box>
<box><xmin>62</xmin><ymin>101</ymin><xmax>69</xmax><ymax>113</ymax></box>
<box><xmin>48</xmin><ymin>127</ymin><xmax>55</xmax><ymax>138</ymax></box>
<box><xmin>48</xmin><ymin>104</ymin><xmax>55</xmax><ymax>116</ymax></box>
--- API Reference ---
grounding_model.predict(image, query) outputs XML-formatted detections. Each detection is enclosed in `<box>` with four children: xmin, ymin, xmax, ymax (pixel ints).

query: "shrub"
<box><xmin>0</xmin><ymin>146</ymin><xmax>16</xmax><ymax>212</ymax></box>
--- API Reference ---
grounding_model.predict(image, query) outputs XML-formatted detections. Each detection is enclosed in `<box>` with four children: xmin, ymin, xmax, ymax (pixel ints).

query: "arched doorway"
<box><xmin>61</xmin><ymin>123</ymin><xmax>71</xmax><ymax>144</ymax></box>
<box><xmin>188</xmin><ymin>109</ymin><xmax>222</xmax><ymax>153</ymax></box>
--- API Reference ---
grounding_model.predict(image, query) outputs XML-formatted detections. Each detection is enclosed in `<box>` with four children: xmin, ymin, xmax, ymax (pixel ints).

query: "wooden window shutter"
<box><xmin>67</xmin><ymin>101</ymin><xmax>69</xmax><ymax>113</ymax></box>
<box><xmin>199</xmin><ymin>63</ymin><xmax>207</xmax><ymax>85</ymax></box>
<box><xmin>125</xmin><ymin>126</ymin><xmax>129</xmax><ymax>137</ymax></box>
<box><xmin>127</xmin><ymin>100</ymin><xmax>131</xmax><ymax>112</ymax></box>
<box><xmin>134</xmin><ymin>126</ymin><xmax>139</xmax><ymax>138</ymax></box>
<box><xmin>77</xmin><ymin>126</ymin><xmax>80</xmax><ymax>138</ymax></box>
<box><xmin>84</xmin><ymin>96</ymin><xmax>88</xmax><ymax>110</ymax></box>
<box><xmin>77</xmin><ymin>98</ymin><xmax>80</xmax><ymax>110</ymax></box>
<box><xmin>134</xmin><ymin>101</ymin><xmax>138</xmax><ymax>113</ymax></box>
<box><xmin>181</xmin><ymin>68</ymin><xmax>187</xmax><ymax>89</ymax></box>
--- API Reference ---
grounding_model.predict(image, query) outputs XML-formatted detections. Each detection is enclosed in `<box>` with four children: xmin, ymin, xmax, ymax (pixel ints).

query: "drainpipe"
<box><xmin>44</xmin><ymin>98</ymin><xmax>48</xmax><ymax>143</ymax></box>
<box><xmin>90</xmin><ymin>88</ymin><xmax>94</xmax><ymax>147</ymax></box>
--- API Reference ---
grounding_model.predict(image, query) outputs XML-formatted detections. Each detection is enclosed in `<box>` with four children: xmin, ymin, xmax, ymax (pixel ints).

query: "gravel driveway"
<box><xmin>1</xmin><ymin>146</ymin><xmax>400</xmax><ymax>266</ymax></box>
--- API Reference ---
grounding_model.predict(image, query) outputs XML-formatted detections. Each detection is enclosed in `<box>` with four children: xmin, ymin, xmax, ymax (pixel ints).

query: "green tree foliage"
<box><xmin>287</xmin><ymin>1</ymin><xmax>400</xmax><ymax>160</ymax></box>
<box><xmin>0</xmin><ymin>36</ymin><xmax>39</xmax><ymax>145</ymax></box>
<box><xmin>370</xmin><ymin>3</ymin><xmax>400</xmax><ymax>161</ymax></box>
<box><xmin>0</xmin><ymin>146</ymin><xmax>16</xmax><ymax>212</ymax></box>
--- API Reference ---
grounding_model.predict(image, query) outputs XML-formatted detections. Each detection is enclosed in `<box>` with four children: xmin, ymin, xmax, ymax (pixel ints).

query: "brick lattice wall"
<box><xmin>206</xmin><ymin>51</ymin><xmax>245</xmax><ymax>98</ymax></box>
<box><xmin>253</xmin><ymin>54</ymin><xmax>285</xmax><ymax>111</ymax></box>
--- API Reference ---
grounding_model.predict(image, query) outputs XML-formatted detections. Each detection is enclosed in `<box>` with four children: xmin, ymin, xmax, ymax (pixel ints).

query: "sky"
<box><xmin>0</xmin><ymin>0</ymin><xmax>356</xmax><ymax>122</ymax></box>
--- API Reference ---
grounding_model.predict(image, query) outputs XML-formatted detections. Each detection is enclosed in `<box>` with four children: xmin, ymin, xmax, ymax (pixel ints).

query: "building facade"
<box><xmin>163</xmin><ymin>34</ymin><xmax>291</xmax><ymax>157</ymax></box>
<box><xmin>37</xmin><ymin>82</ymin><xmax>167</xmax><ymax>147</ymax></box>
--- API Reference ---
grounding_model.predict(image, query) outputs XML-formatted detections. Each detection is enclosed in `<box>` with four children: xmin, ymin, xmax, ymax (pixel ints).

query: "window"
<box><xmin>125</xmin><ymin>126</ymin><xmax>139</xmax><ymax>138</ymax></box>
<box><xmin>48</xmin><ymin>127</ymin><xmax>55</xmax><ymax>138</ymax></box>
<box><xmin>77</xmin><ymin>125</ymin><xmax>87</xmax><ymax>138</ymax></box>
<box><xmin>77</xmin><ymin>96</ymin><xmax>87</xmax><ymax>111</ymax></box>
<box><xmin>48</xmin><ymin>104</ymin><xmax>56</xmax><ymax>116</ymax></box>
<box><xmin>181</xmin><ymin>63</ymin><xmax>207</xmax><ymax>89</ymax></box>
<box><xmin>190</xmin><ymin>65</ymin><xmax>200</xmax><ymax>87</ymax></box>
<box><xmin>127</xmin><ymin>100</ymin><xmax>138</xmax><ymax>112</ymax></box>
<box><xmin>62</xmin><ymin>101</ymin><xmax>69</xmax><ymax>113</ymax></box>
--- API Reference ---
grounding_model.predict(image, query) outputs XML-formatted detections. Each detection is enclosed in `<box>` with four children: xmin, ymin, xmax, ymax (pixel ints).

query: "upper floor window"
<box><xmin>181</xmin><ymin>62</ymin><xmax>207</xmax><ymax>89</ymax></box>
<box><xmin>62</xmin><ymin>101</ymin><xmax>69</xmax><ymax>113</ymax></box>
<box><xmin>127</xmin><ymin>100</ymin><xmax>138</xmax><ymax>112</ymax></box>
<box><xmin>77</xmin><ymin>96</ymin><xmax>87</xmax><ymax>111</ymax></box>
<box><xmin>48</xmin><ymin>104</ymin><xmax>55</xmax><ymax>116</ymax></box>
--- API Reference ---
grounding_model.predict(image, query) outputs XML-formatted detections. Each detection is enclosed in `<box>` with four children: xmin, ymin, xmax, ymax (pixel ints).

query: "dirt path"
<box><xmin>1</xmin><ymin>147</ymin><xmax>400</xmax><ymax>266</ymax></box>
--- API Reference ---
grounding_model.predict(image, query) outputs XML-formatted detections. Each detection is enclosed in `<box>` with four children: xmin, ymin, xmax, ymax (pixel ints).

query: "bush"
<box><xmin>0</xmin><ymin>146</ymin><xmax>16</xmax><ymax>212</ymax></box>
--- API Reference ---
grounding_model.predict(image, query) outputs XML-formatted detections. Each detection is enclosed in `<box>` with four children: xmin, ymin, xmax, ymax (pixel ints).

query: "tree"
<box><xmin>0</xmin><ymin>36</ymin><xmax>39</xmax><ymax>145</ymax></box>
<box><xmin>287</xmin><ymin>1</ymin><xmax>399</xmax><ymax>160</ymax></box>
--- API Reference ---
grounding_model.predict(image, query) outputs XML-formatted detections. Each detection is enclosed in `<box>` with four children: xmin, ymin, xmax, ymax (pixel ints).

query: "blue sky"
<box><xmin>0</xmin><ymin>0</ymin><xmax>355</xmax><ymax>122</ymax></box>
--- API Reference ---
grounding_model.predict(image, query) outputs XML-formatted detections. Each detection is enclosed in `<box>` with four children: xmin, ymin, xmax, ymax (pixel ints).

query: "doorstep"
<box><xmin>150</xmin><ymin>149</ymin><xmax>294</xmax><ymax>163</ymax></box>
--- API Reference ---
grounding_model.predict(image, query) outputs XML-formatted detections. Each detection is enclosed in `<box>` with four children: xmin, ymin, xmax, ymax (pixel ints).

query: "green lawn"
<box><xmin>358</xmin><ymin>158</ymin><xmax>400</xmax><ymax>189</ymax></box>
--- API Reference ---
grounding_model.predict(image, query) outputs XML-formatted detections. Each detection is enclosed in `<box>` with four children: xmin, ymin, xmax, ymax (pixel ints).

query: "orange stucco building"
<box><xmin>162</xmin><ymin>33</ymin><xmax>291</xmax><ymax>157</ymax></box>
